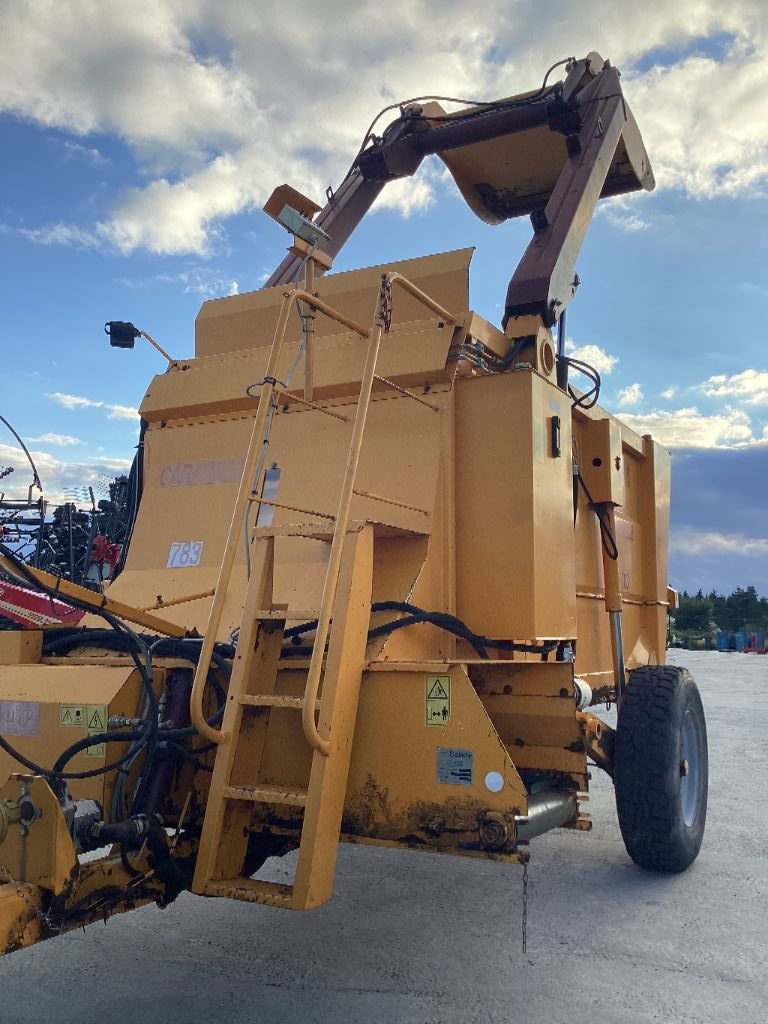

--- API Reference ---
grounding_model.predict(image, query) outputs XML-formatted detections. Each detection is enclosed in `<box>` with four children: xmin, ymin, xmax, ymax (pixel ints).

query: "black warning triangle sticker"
<box><xmin>61</xmin><ymin>708</ymin><xmax>74</xmax><ymax>725</ymax></box>
<box><xmin>87</xmin><ymin>707</ymin><xmax>106</xmax><ymax>730</ymax></box>
<box><xmin>427</xmin><ymin>679</ymin><xmax>448</xmax><ymax>700</ymax></box>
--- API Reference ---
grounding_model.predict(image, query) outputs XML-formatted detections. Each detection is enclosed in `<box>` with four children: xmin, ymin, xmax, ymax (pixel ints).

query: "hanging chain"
<box><xmin>521</xmin><ymin>856</ymin><xmax>529</xmax><ymax>954</ymax></box>
<box><xmin>379</xmin><ymin>275</ymin><xmax>393</xmax><ymax>333</ymax></box>
<box><xmin>0</xmin><ymin>860</ymin><xmax>61</xmax><ymax>933</ymax></box>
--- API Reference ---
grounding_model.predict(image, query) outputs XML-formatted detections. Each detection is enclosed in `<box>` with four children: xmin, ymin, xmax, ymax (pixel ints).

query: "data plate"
<box><xmin>436</xmin><ymin>747</ymin><xmax>474</xmax><ymax>786</ymax></box>
<box><xmin>0</xmin><ymin>701</ymin><xmax>39</xmax><ymax>737</ymax></box>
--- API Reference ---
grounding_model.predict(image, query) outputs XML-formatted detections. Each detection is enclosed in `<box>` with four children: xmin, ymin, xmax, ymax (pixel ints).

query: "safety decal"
<box><xmin>425</xmin><ymin>674</ymin><xmax>450</xmax><ymax>727</ymax></box>
<box><xmin>84</xmin><ymin>705</ymin><xmax>108</xmax><ymax>759</ymax></box>
<box><xmin>60</xmin><ymin>705</ymin><xmax>84</xmax><ymax>727</ymax></box>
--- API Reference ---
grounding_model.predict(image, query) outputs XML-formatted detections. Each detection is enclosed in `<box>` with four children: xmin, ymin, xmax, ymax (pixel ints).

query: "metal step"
<box><xmin>239</xmin><ymin>694</ymin><xmax>320</xmax><ymax>710</ymax></box>
<box><xmin>223</xmin><ymin>784</ymin><xmax>308</xmax><ymax>807</ymax></box>
<box><xmin>254</xmin><ymin>609</ymin><xmax>320</xmax><ymax>620</ymax></box>
<box><xmin>205</xmin><ymin>877</ymin><xmax>294</xmax><ymax>908</ymax></box>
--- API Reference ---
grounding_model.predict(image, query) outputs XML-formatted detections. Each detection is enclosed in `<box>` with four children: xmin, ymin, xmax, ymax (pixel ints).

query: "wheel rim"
<box><xmin>680</xmin><ymin>708</ymin><xmax>702</xmax><ymax>827</ymax></box>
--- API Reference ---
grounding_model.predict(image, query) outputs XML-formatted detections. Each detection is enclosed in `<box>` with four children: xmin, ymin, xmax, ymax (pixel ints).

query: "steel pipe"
<box><xmin>516</xmin><ymin>790</ymin><xmax>577</xmax><ymax>842</ymax></box>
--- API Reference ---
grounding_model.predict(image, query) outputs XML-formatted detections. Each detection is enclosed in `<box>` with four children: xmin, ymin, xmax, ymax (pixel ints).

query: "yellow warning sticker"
<box><xmin>60</xmin><ymin>705</ymin><xmax>84</xmax><ymax>728</ymax></box>
<box><xmin>425</xmin><ymin>674</ymin><xmax>450</xmax><ymax>727</ymax></box>
<box><xmin>84</xmin><ymin>705</ymin><xmax>108</xmax><ymax>759</ymax></box>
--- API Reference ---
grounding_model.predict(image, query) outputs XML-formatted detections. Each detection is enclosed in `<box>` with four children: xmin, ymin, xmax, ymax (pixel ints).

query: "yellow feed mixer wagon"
<box><xmin>0</xmin><ymin>52</ymin><xmax>707</xmax><ymax>954</ymax></box>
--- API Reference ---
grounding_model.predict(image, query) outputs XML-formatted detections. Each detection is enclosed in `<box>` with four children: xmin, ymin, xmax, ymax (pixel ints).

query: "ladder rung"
<box><xmin>223</xmin><ymin>784</ymin><xmax>308</xmax><ymax>807</ymax></box>
<box><xmin>239</xmin><ymin>694</ymin><xmax>320</xmax><ymax>710</ymax></box>
<box><xmin>204</xmin><ymin>877</ymin><xmax>294</xmax><ymax>908</ymax></box>
<box><xmin>255</xmin><ymin>609</ymin><xmax>319</xmax><ymax>621</ymax></box>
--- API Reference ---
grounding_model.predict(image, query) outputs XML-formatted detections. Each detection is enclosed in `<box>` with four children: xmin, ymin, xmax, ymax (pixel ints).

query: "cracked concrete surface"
<box><xmin>0</xmin><ymin>650</ymin><xmax>765</xmax><ymax>1023</ymax></box>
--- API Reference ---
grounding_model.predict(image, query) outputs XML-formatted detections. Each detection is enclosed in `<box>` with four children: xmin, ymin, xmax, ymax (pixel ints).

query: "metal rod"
<box><xmin>353</xmin><ymin>488</ymin><xmax>429</xmax><ymax>515</ymax></box>
<box><xmin>302</xmin><ymin>312</ymin><xmax>386</xmax><ymax>756</ymax></box>
<box><xmin>290</xmin><ymin>289</ymin><xmax>368</xmax><ymax>338</ymax></box>
<box><xmin>189</xmin><ymin>290</ymin><xmax>294</xmax><ymax>744</ymax></box>
<box><xmin>598</xmin><ymin>504</ymin><xmax>626</xmax><ymax>708</ymax></box>
<box><xmin>373</xmin><ymin>374</ymin><xmax>439</xmax><ymax>410</ymax></box>
<box><xmin>610</xmin><ymin>610</ymin><xmax>627</xmax><ymax>708</ymax></box>
<box><xmin>303</xmin><ymin>257</ymin><xmax>316</xmax><ymax>402</ymax></box>
<box><xmin>388</xmin><ymin>272</ymin><xmax>457</xmax><ymax>324</ymax></box>
<box><xmin>247</xmin><ymin>496</ymin><xmax>335</xmax><ymax>521</ymax></box>
<box><xmin>141</xmin><ymin>588</ymin><xmax>215</xmax><ymax>611</ymax></box>
<box><xmin>139</xmin><ymin>330</ymin><xmax>176</xmax><ymax>366</ymax></box>
<box><xmin>276</xmin><ymin>389</ymin><xmax>350</xmax><ymax>422</ymax></box>
<box><xmin>556</xmin><ymin>308</ymin><xmax>569</xmax><ymax>391</ymax></box>
<box><xmin>0</xmin><ymin>554</ymin><xmax>186</xmax><ymax>637</ymax></box>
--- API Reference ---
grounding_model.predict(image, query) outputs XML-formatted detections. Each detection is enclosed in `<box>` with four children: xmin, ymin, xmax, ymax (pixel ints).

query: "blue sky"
<box><xmin>1</xmin><ymin>1</ymin><xmax>767</xmax><ymax>595</ymax></box>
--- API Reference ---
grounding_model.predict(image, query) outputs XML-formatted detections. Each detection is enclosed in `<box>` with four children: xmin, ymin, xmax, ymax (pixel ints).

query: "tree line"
<box><xmin>672</xmin><ymin>586</ymin><xmax>768</xmax><ymax>634</ymax></box>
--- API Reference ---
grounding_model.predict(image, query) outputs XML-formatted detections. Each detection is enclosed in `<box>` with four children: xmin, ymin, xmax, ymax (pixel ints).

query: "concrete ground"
<box><xmin>0</xmin><ymin>649</ymin><xmax>765</xmax><ymax>1024</ymax></box>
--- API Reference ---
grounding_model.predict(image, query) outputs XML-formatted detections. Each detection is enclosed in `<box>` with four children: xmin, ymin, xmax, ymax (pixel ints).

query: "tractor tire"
<box><xmin>614</xmin><ymin>664</ymin><xmax>708</xmax><ymax>873</ymax></box>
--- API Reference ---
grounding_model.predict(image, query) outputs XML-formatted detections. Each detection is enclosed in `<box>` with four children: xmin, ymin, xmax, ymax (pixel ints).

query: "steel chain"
<box><xmin>0</xmin><ymin>860</ymin><xmax>61</xmax><ymax>932</ymax></box>
<box><xmin>379</xmin><ymin>276</ymin><xmax>393</xmax><ymax>333</ymax></box>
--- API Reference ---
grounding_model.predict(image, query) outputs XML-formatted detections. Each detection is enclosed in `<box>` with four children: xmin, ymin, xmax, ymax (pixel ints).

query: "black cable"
<box><xmin>564</xmin><ymin>357</ymin><xmax>601</xmax><ymax>409</ymax></box>
<box><xmin>576</xmin><ymin>473</ymin><xmax>619</xmax><ymax>560</ymax></box>
<box><xmin>282</xmin><ymin>601</ymin><xmax>557</xmax><ymax>660</ymax></box>
<box><xmin>0</xmin><ymin>413</ymin><xmax>42</xmax><ymax>492</ymax></box>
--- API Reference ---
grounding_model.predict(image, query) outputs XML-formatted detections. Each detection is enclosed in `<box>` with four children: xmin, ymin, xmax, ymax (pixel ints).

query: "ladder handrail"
<box><xmin>301</xmin><ymin>310</ymin><xmax>385</xmax><ymax>754</ymax></box>
<box><xmin>189</xmin><ymin>287</ymin><xmax>371</xmax><ymax>744</ymax></box>
<box><xmin>190</xmin><ymin>271</ymin><xmax>456</xmax><ymax>747</ymax></box>
<box><xmin>300</xmin><ymin>272</ymin><xmax>456</xmax><ymax>755</ymax></box>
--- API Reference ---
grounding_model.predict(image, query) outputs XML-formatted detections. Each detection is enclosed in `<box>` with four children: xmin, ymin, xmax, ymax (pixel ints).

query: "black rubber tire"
<box><xmin>614</xmin><ymin>664</ymin><xmax>708</xmax><ymax>873</ymax></box>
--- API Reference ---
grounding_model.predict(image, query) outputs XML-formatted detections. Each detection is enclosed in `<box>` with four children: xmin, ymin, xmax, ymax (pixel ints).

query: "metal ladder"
<box><xmin>190</xmin><ymin>274</ymin><xmax>455</xmax><ymax>909</ymax></box>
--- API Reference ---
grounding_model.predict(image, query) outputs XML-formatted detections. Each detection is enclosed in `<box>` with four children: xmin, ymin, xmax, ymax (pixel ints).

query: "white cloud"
<box><xmin>25</xmin><ymin>433</ymin><xmax>83</xmax><ymax>447</ymax></box>
<box><xmin>0</xmin><ymin>442</ymin><xmax>131</xmax><ymax>505</ymax></box>
<box><xmin>46</xmin><ymin>392</ymin><xmax>103</xmax><ymax>410</ymax></box>
<box><xmin>46</xmin><ymin>392</ymin><xmax>138</xmax><ymax>420</ymax></box>
<box><xmin>617</xmin><ymin>405</ymin><xmax>757</xmax><ymax>448</ymax></box>
<box><xmin>698</xmin><ymin>368</ymin><xmax>768</xmax><ymax>404</ymax></box>
<box><xmin>2</xmin><ymin>2</ymin><xmax>768</xmax><ymax>254</ymax></box>
<box><xmin>618</xmin><ymin>382</ymin><xmax>644</xmax><ymax>406</ymax></box>
<box><xmin>661</xmin><ymin>386</ymin><xmax>677</xmax><ymax>399</ymax></box>
<box><xmin>565</xmin><ymin>340</ymin><xmax>618</xmax><ymax>375</ymax></box>
<box><xmin>672</xmin><ymin>527</ymin><xmax>768</xmax><ymax>557</ymax></box>
<box><xmin>62</xmin><ymin>140</ymin><xmax>107</xmax><ymax>163</ymax></box>
<box><xmin>106</xmin><ymin>404</ymin><xmax>139</xmax><ymax>421</ymax></box>
<box><xmin>20</xmin><ymin>223</ymin><xmax>99</xmax><ymax>248</ymax></box>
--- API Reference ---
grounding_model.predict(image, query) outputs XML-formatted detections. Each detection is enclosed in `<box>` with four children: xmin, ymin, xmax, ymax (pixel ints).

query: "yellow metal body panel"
<box><xmin>454</xmin><ymin>370</ymin><xmax>577</xmax><ymax>640</ymax></box>
<box><xmin>194</xmin><ymin>248</ymin><xmax>472</xmax><ymax>358</ymax></box>
<box><xmin>0</xmin><ymin>631</ymin><xmax>42</xmax><ymax>665</ymax></box>
<box><xmin>0</xmin><ymin>776</ymin><xmax>77</xmax><ymax>896</ymax></box>
<box><xmin>0</xmin><ymin>665</ymin><xmax>144</xmax><ymax>804</ymax></box>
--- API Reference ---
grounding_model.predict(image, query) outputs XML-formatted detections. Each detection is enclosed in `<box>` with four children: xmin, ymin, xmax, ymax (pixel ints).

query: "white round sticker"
<box><xmin>484</xmin><ymin>771</ymin><xmax>504</xmax><ymax>793</ymax></box>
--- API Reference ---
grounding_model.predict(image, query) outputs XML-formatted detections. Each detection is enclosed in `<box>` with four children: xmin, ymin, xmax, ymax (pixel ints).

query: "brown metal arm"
<box><xmin>265</xmin><ymin>91</ymin><xmax>553</xmax><ymax>289</ymax></box>
<box><xmin>503</xmin><ymin>66</ymin><xmax>627</xmax><ymax>327</ymax></box>
<box><xmin>265</xmin><ymin>58</ymin><xmax>647</xmax><ymax>323</ymax></box>
<box><xmin>265</xmin><ymin>167</ymin><xmax>386</xmax><ymax>287</ymax></box>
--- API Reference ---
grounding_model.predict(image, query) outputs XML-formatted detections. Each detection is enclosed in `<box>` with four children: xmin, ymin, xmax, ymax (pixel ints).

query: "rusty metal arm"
<box><xmin>0</xmin><ymin>553</ymin><xmax>186</xmax><ymax>637</ymax></box>
<box><xmin>503</xmin><ymin>66</ymin><xmax>627</xmax><ymax>327</ymax></box>
<box><xmin>265</xmin><ymin>99</ymin><xmax>551</xmax><ymax>288</ymax></box>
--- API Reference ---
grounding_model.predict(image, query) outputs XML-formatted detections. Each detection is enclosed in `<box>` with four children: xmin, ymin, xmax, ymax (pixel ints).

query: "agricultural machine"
<box><xmin>0</xmin><ymin>51</ymin><xmax>707</xmax><ymax>954</ymax></box>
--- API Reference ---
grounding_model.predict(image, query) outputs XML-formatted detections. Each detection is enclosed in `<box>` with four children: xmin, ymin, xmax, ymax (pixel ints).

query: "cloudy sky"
<box><xmin>1</xmin><ymin>0</ymin><xmax>766</xmax><ymax>595</ymax></box>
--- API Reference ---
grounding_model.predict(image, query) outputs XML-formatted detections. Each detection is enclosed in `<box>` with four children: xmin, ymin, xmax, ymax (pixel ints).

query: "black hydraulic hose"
<box><xmin>0</xmin><ymin>413</ymin><xmax>42</xmax><ymax>492</ymax></box>
<box><xmin>283</xmin><ymin>601</ymin><xmax>558</xmax><ymax>660</ymax></box>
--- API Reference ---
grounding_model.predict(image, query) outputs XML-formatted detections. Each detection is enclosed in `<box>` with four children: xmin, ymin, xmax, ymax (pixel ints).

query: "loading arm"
<box><xmin>265</xmin><ymin>51</ymin><xmax>654</xmax><ymax>327</ymax></box>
